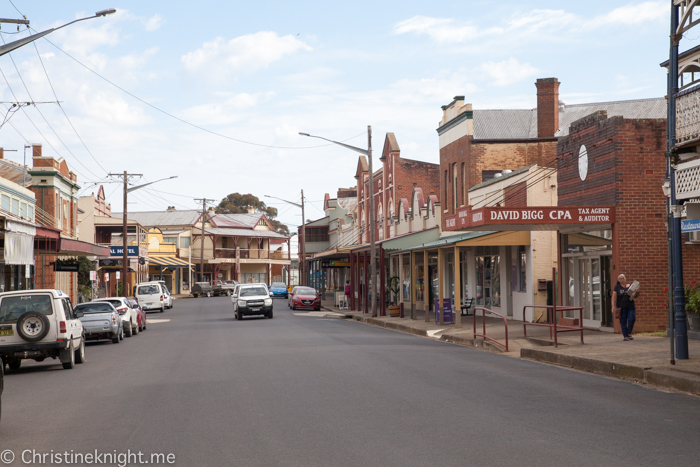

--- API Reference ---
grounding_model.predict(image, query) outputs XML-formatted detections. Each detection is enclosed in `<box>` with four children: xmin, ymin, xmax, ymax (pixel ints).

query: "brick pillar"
<box><xmin>536</xmin><ymin>78</ymin><xmax>560</xmax><ymax>138</ymax></box>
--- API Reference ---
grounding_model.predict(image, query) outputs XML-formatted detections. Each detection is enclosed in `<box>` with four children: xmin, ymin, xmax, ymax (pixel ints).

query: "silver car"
<box><xmin>74</xmin><ymin>302</ymin><xmax>123</xmax><ymax>344</ymax></box>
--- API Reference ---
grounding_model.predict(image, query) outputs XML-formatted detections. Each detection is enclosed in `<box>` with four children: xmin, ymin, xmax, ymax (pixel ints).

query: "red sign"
<box><xmin>445</xmin><ymin>206</ymin><xmax>615</xmax><ymax>231</ymax></box>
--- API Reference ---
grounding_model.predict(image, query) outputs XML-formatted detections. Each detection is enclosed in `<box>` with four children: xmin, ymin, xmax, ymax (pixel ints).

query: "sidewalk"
<box><xmin>322</xmin><ymin>299</ymin><xmax>700</xmax><ymax>396</ymax></box>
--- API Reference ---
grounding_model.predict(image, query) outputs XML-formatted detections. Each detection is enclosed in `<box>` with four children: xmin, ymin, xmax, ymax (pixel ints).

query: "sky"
<box><xmin>0</xmin><ymin>0</ymin><xmax>679</xmax><ymax>250</ymax></box>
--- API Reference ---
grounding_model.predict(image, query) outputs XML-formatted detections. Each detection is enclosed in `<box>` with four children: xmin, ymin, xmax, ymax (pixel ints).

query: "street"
<box><xmin>1</xmin><ymin>297</ymin><xmax>700</xmax><ymax>467</ymax></box>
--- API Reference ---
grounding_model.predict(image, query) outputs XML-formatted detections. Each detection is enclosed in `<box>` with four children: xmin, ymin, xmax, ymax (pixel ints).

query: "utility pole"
<box><xmin>109</xmin><ymin>171</ymin><xmax>143</xmax><ymax>298</ymax></box>
<box><xmin>301</xmin><ymin>189</ymin><xmax>306</xmax><ymax>286</ymax></box>
<box><xmin>367</xmin><ymin>125</ymin><xmax>376</xmax><ymax>317</ymax></box>
<box><xmin>195</xmin><ymin>198</ymin><xmax>216</xmax><ymax>282</ymax></box>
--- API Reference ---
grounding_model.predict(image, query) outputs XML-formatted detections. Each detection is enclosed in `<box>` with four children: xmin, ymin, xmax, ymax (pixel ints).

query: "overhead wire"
<box><xmin>35</xmin><ymin>31</ymin><xmax>365</xmax><ymax>151</ymax></box>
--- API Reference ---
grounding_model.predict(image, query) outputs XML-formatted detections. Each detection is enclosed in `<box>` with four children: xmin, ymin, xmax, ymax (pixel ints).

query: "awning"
<box><xmin>59</xmin><ymin>238</ymin><xmax>111</xmax><ymax>257</ymax></box>
<box><xmin>390</xmin><ymin>231</ymin><xmax>497</xmax><ymax>253</ymax></box>
<box><xmin>381</xmin><ymin>228</ymin><xmax>440</xmax><ymax>251</ymax></box>
<box><xmin>456</xmin><ymin>230</ymin><xmax>530</xmax><ymax>247</ymax></box>
<box><xmin>149</xmin><ymin>256</ymin><xmax>194</xmax><ymax>269</ymax></box>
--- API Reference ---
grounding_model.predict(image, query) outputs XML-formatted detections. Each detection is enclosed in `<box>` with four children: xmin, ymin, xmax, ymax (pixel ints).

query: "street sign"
<box><xmin>116</xmin><ymin>271</ymin><xmax>121</xmax><ymax>280</ymax></box>
<box><xmin>109</xmin><ymin>246</ymin><xmax>139</xmax><ymax>257</ymax></box>
<box><xmin>681</xmin><ymin>219</ymin><xmax>700</xmax><ymax>233</ymax></box>
<box><xmin>90</xmin><ymin>271</ymin><xmax>97</xmax><ymax>281</ymax></box>
<box><xmin>104</xmin><ymin>273</ymin><xmax>109</xmax><ymax>282</ymax></box>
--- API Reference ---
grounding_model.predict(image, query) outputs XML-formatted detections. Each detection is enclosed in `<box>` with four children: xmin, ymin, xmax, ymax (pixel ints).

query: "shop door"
<box><xmin>601</xmin><ymin>256</ymin><xmax>613</xmax><ymax>327</ymax></box>
<box><xmin>577</xmin><ymin>257</ymin><xmax>603</xmax><ymax>328</ymax></box>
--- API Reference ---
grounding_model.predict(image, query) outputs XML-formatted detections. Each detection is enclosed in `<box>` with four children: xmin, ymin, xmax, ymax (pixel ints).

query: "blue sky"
<box><xmin>0</xmin><ymin>1</ymin><xmax>675</xmax><ymax>236</ymax></box>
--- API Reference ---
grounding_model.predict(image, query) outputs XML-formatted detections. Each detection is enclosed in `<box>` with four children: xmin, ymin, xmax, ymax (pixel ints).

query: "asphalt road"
<box><xmin>1</xmin><ymin>296</ymin><xmax>700</xmax><ymax>467</ymax></box>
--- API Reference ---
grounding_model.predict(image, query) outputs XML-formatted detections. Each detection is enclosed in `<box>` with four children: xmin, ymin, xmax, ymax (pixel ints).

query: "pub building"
<box><xmin>442</xmin><ymin>111</ymin><xmax>700</xmax><ymax>332</ymax></box>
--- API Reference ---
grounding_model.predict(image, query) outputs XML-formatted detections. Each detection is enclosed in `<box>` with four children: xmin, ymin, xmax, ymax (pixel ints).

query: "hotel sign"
<box><xmin>445</xmin><ymin>206</ymin><xmax>615</xmax><ymax>231</ymax></box>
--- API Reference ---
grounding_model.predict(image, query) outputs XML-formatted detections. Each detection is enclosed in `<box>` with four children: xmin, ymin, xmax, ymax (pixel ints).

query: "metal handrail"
<box><xmin>522</xmin><ymin>305</ymin><xmax>585</xmax><ymax>347</ymax></box>
<box><xmin>473</xmin><ymin>306</ymin><xmax>509</xmax><ymax>352</ymax></box>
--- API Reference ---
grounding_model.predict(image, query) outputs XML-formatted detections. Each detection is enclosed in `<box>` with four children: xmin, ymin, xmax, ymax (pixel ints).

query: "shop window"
<box><xmin>20</xmin><ymin>202</ymin><xmax>27</xmax><ymax>219</ymax></box>
<box><xmin>11</xmin><ymin>199</ymin><xmax>19</xmax><ymax>216</ymax></box>
<box><xmin>163</xmin><ymin>237</ymin><xmax>178</xmax><ymax>243</ymax></box>
<box><xmin>1</xmin><ymin>194</ymin><xmax>9</xmax><ymax>212</ymax></box>
<box><xmin>518</xmin><ymin>245</ymin><xmax>527</xmax><ymax>292</ymax></box>
<box><xmin>27</xmin><ymin>205</ymin><xmax>34</xmax><ymax>222</ymax></box>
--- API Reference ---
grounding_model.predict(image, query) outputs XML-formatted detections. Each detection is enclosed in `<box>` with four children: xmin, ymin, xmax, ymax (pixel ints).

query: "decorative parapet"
<box><xmin>676</xmin><ymin>85</ymin><xmax>700</xmax><ymax>145</ymax></box>
<box><xmin>676</xmin><ymin>158</ymin><xmax>700</xmax><ymax>200</ymax></box>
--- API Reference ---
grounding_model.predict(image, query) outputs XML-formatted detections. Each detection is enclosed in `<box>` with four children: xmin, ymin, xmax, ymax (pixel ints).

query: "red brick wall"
<box><xmin>536</xmin><ymin>78</ymin><xmax>560</xmax><ymax>138</ymax></box>
<box><xmin>556</xmin><ymin>112</ymin><xmax>699</xmax><ymax>331</ymax></box>
<box><xmin>504</xmin><ymin>181</ymin><xmax>527</xmax><ymax>207</ymax></box>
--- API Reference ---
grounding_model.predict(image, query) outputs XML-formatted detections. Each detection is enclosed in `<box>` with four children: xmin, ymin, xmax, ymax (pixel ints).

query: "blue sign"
<box><xmin>110</xmin><ymin>246</ymin><xmax>139</xmax><ymax>257</ymax></box>
<box><xmin>681</xmin><ymin>219</ymin><xmax>700</xmax><ymax>233</ymax></box>
<box><xmin>434</xmin><ymin>298</ymin><xmax>454</xmax><ymax>324</ymax></box>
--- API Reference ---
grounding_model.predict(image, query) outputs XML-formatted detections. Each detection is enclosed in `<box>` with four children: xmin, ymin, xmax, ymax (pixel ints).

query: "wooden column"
<box><xmin>438</xmin><ymin>248</ymin><xmax>444</xmax><ymax>325</ymax></box>
<box><xmin>454</xmin><ymin>245</ymin><xmax>462</xmax><ymax>329</ymax></box>
<box><xmin>364</xmin><ymin>251</ymin><xmax>369</xmax><ymax>315</ymax></box>
<box><xmin>380</xmin><ymin>247</ymin><xmax>386</xmax><ymax>316</ymax></box>
<box><xmin>411</xmin><ymin>251</ymin><xmax>416</xmax><ymax>320</ymax></box>
<box><xmin>350</xmin><ymin>251</ymin><xmax>355</xmax><ymax>310</ymax></box>
<box><xmin>424</xmin><ymin>249</ymin><xmax>430</xmax><ymax>323</ymax></box>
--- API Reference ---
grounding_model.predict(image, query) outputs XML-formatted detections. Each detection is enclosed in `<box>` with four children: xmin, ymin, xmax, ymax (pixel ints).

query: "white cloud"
<box><xmin>591</xmin><ymin>1</ymin><xmax>667</xmax><ymax>26</ymax></box>
<box><xmin>119</xmin><ymin>47</ymin><xmax>160</xmax><ymax>69</ymax></box>
<box><xmin>145</xmin><ymin>14</ymin><xmax>165</xmax><ymax>31</ymax></box>
<box><xmin>181</xmin><ymin>31</ymin><xmax>311</xmax><ymax>76</ymax></box>
<box><xmin>394</xmin><ymin>16</ymin><xmax>502</xmax><ymax>43</ymax></box>
<box><xmin>478</xmin><ymin>58</ymin><xmax>541</xmax><ymax>86</ymax></box>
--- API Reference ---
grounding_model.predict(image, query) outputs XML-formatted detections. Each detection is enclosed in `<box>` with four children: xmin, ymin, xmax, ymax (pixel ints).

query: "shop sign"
<box><xmin>109</xmin><ymin>246</ymin><xmax>139</xmax><ymax>257</ymax></box>
<box><xmin>681</xmin><ymin>219</ymin><xmax>700</xmax><ymax>233</ymax></box>
<box><xmin>322</xmin><ymin>260</ymin><xmax>350</xmax><ymax>268</ymax></box>
<box><xmin>54</xmin><ymin>259</ymin><xmax>79</xmax><ymax>272</ymax></box>
<box><xmin>445</xmin><ymin>206</ymin><xmax>615</xmax><ymax>231</ymax></box>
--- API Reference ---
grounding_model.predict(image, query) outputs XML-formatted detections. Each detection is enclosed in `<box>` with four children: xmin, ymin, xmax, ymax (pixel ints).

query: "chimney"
<box><xmin>167</xmin><ymin>206</ymin><xmax>176</xmax><ymax>211</ymax></box>
<box><xmin>208</xmin><ymin>206</ymin><xmax>216</xmax><ymax>215</ymax></box>
<box><xmin>535</xmin><ymin>78</ymin><xmax>560</xmax><ymax>138</ymax></box>
<box><xmin>32</xmin><ymin>144</ymin><xmax>42</xmax><ymax>158</ymax></box>
<box><xmin>246</xmin><ymin>206</ymin><xmax>255</xmax><ymax>214</ymax></box>
<box><xmin>0</xmin><ymin>148</ymin><xmax>3</xmax><ymax>159</ymax></box>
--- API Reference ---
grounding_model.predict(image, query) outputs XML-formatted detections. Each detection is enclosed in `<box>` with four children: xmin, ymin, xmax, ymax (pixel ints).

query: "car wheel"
<box><xmin>268</xmin><ymin>310</ymin><xmax>274</xmax><ymax>319</ymax></box>
<box><xmin>133</xmin><ymin>322</ymin><xmax>139</xmax><ymax>335</ymax></box>
<box><xmin>8</xmin><ymin>359</ymin><xmax>21</xmax><ymax>370</ymax></box>
<box><xmin>143</xmin><ymin>317</ymin><xmax>147</xmax><ymax>331</ymax></box>
<box><xmin>16</xmin><ymin>311</ymin><xmax>51</xmax><ymax>343</ymax></box>
<box><xmin>314</xmin><ymin>307</ymin><xmax>321</xmax><ymax>311</ymax></box>
<box><xmin>112</xmin><ymin>331</ymin><xmax>120</xmax><ymax>344</ymax></box>
<box><xmin>124</xmin><ymin>322</ymin><xmax>133</xmax><ymax>337</ymax></box>
<box><xmin>236</xmin><ymin>310</ymin><xmax>242</xmax><ymax>321</ymax></box>
<box><xmin>193</xmin><ymin>293</ymin><xmax>199</xmax><ymax>298</ymax></box>
<box><xmin>62</xmin><ymin>341</ymin><xmax>75</xmax><ymax>369</ymax></box>
<box><xmin>160</xmin><ymin>305</ymin><xmax>165</xmax><ymax>313</ymax></box>
<box><xmin>75</xmin><ymin>338</ymin><xmax>86</xmax><ymax>364</ymax></box>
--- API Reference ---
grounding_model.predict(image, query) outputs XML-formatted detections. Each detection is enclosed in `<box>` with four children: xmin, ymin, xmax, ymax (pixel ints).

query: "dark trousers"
<box><xmin>620</xmin><ymin>307</ymin><xmax>636</xmax><ymax>338</ymax></box>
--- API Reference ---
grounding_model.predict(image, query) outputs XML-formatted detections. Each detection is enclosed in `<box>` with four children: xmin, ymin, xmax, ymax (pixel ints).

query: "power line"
<box><xmin>35</xmin><ymin>32</ymin><xmax>365</xmax><ymax>151</ymax></box>
<box><xmin>7</xmin><ymin>0</ymin><xmax>25</xmax><ymax>18</ymax></box>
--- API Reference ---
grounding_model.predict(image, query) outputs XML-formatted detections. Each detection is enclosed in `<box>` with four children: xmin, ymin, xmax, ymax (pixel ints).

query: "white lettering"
<box><xmin>473</xmin><ymin>212</ymin><xmax>483</xmax><ymax>222</ymax></box>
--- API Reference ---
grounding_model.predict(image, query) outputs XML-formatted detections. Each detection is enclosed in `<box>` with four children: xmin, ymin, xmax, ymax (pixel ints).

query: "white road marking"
<box><xmin>145</xmin><ymin>319</ymin><xmax>171</xmax><ymax>324</ymax></box>
<box><xmin>426</xmin><ymin>329</ymin><xmax>445</xmax><ymax>338</ymax></box>
<box><xmin>294</xmin><ymin>312</ymin><xmax>346</xmax><ymax>318</ymax></box>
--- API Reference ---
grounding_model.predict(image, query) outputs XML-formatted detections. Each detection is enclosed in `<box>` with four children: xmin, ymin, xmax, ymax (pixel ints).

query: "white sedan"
<box><xmin>91</xmin><ymin>297</ymin><xmax>139</xmax><ymax>337</ymax></box>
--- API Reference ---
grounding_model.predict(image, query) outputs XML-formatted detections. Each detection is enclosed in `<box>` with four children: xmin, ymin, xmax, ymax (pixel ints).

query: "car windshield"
<box><xmin>295</xmin><ymin>288</ymin><xmax>317</xmax><ymax>296</ymax></box>
<box><xmin>0</xmin><ymin>294</ymin><xmax>53</xmax><ymax>323</ymax></box>
<box><xmin>271</xmin><ymin>282</ymin><xmax>286</xmax><ymax>288</ymax></box>
<box><xmin>240</xmin><ymin>287</ymin><xmax>268</xmax><ymax>297</ymax></box>
<box><xmin>75</xmin><ymin>303</ymin><xmax>114</xmax><ymax>313</ymax></box>
<box><xmin>138</xmin><ymin>285</ymin><xmax>159</xmax><ymax>295</ymax></box>
<box><xmin>94</xmin><ymin>300</ymin><xmax>123</xmax><ymax>308</ymax></box>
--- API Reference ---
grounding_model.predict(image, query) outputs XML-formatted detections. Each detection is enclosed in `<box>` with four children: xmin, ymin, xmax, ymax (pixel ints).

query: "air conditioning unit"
<box><xmin>686</xmin><ymin>231</ymin><xmax>700</xmax><ymax>244</ymax></box>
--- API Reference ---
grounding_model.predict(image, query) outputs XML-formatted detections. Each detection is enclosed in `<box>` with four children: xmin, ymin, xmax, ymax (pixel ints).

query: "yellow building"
<box><xmin>147</xmin><ymin>227</ymin><xmax>193</xmax><ymax>294</ymax></box>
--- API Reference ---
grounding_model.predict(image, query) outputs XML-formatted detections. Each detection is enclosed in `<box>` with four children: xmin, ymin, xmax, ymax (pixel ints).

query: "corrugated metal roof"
<box><xmin>472</xmin><ymin>97</ymin><xmax>666</xmax><ymax>140</ymax></box>
<box><xmin>204</xmin><ymin>227</ymin><xmax>287</xmax><ymax>239</ymax></box>
<box><xmin>211</xmin><ymin>213</ymin><xmax>261</xmax><ymax>228</ymax></box>
<box><xmin>468</xmin><ymin>164</ymin><xmax>536</xmax><ymax>192</ymax></box>
<box><xmin>0</xmin><ymin>159</ymin><xmax>29</xmax><ymax>186</ymax></box>
<box><xmin>112</xmin><ymin>210</ymin><xmax>201</xmax><ymax>227</ymax></box>
<box><xmin>396</xmin><ymin>231</ymin><xmax>497</xmax><ymax>252</ymax></box>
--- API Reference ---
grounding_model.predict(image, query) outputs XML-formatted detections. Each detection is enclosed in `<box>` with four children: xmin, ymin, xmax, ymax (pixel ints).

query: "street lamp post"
<box><xmin>0</xmin><ymin>9</ymin><xmax>116</xmax><ymax>58</ymax></box>
<box><xmin>299</xmin><ymin>127</ymin><xmax>377</xmax><ymax>317</ymax></box>
<box><xmin>110</xmin><ymin>173</ymin><xmax>177</xmax><ymax>298</ymax></box>
<box><xmin>264</xmin><ymin>193</ymin><xmax>305</xmax><ymax>285</ymax></box>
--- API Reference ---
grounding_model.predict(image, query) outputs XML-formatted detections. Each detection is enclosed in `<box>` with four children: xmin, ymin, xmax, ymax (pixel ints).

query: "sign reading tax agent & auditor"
<box><xmin>445</xmin><ymin>206</ymin><xmax>615</xmax><ymax>231</ymax></box>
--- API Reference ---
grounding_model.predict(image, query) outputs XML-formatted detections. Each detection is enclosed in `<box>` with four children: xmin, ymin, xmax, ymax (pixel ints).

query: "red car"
<box><xmin>288</xmin><ymin>287</ymin><xmax>321</xmax><ymax>311</ymax></box>
<box><xmin>129</xmin><ymin>299</ymin><xmax>147</xmax><ymax>332</ymax></box>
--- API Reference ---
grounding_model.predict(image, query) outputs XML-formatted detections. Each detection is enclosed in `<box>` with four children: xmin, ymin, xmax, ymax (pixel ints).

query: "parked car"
<box><xmin>289</xmin><ymin>287</ymin><xmax>321</xmax><ymax>311</ymax></box>
<box><xmin>191</xmin><ymin>282</ymin><xmax>214</xmax><ymax>298</ymax></box>
<box><xmin>0</xmin><ymin>355</ymin><xmax>3</xmax><ymax>422</ymax></box>
<box><xmin>145</xmin><ymin>281</ymin><xmax>173</xmax><ymax>308</ymax></box>
<box><xmin>74</xmin><ymin>302</ymin><xmax>122</xmax><ymax>344</ymax></box>
<box><xmin>128</xmin><ymin>299</ymin><xmax>147</xmax><ymax>332</ymax></box>
<box><xmin>287</xmin><ymin>286</ymin><xmax>303</xmax><ymax>308</ymax></box>
<box><xmin>213</xmin><ymin>280</ymin><xmax>238</xmax><ymax>296</ymax></box>
<box><xmin>135</xmin><ymin>283</ymin><xmax>166</xmax><ymax>312</ymax></box>
<box><xmin>269</xmin><ymin>282</ymin><xmax>289</xmax><ymax>299</ymax></box>
<box><xmin>0</xmin><ymin>289</ymin><xmax>85</xmax><ymax>370</ymax></box>
<box><xmin>92</xmin><ymin>297</ymin><xmax>139</xmax><ymax>337</ymax></box>
<box><xmin>232</xmin><ymin>284</ymin><xmax>273</xmax><ymax>320</ymax></box>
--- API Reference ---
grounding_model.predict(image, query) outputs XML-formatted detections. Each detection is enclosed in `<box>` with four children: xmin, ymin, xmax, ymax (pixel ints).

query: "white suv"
<box><xmin>0</xmin><ymin>289</ymin><xmax>85</xmax><ymax>370</ymax></box>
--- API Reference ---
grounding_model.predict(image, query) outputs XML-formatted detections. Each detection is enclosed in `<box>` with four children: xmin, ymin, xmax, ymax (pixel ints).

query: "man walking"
<box><xmin>612</xmin><ymin>274</ymin><xmax>637</xmax><ymax>341</ymax></box>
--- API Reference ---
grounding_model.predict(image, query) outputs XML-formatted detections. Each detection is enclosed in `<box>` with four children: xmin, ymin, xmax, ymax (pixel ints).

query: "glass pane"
<box><xmin>566</xmin><ymin>257</ymin><xmax>575</xmax><ymax>308</ymax></box>
<box><xmin>484</xmin><ymin>257</ymin><xmax>492</xmax><ymax>307</ymax></box>
<box><xmin>476</xmin><ymin>257</ymin><xmax>484</xmax><ymax>306</ymax></box>
<box><xmin>592</xmin><ymin>259</ymin><xmax>601</xmax><ymax>321</ymax></box>
<box><xmin>492</xmin><ymin>256</ymin><xmax>501</xmax><ymax>307</ymax></box>
<box><xmin>579</xmin><ymin>260</ymin><xmax>591</xmax><ymax>321</ymax></box>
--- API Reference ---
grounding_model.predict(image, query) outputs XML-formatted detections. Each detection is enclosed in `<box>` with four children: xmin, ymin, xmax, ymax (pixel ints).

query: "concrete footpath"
<box><xmin>322</xmin><ymin>300</ymin><xmax>700</xmax><ymax>396</ymax></box>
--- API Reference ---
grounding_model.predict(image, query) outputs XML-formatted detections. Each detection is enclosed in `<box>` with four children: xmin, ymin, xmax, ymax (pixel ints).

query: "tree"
<box><xmin>216</xmin><ymin>193</ymin><xmax>290</xmax><ymax>236</ymax></box>
<box><xmin>77</xmin><ymin>256</ymin><xmax>96</xmax><ymax>300</ymax></box>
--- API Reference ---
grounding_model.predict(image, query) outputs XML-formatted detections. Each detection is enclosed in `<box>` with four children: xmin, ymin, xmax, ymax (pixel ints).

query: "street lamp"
<box><xmin>117</xmin><ymin>174</ymin><xmax>177</xmax><ymax>298</ymax></box>
<box><xmin>264</xmin><ymin>194</ymin><xmax>306</xmax><ymax>286</ymax></box>
<box><xmin>299</xmin><ymin>127</ymin><xmax>376</xmax><ymax>317</ymax></box>
<box><xmin>0</xmin><ymin>9</ymin><xmax>117</xmax><ymax>58</ymax></box>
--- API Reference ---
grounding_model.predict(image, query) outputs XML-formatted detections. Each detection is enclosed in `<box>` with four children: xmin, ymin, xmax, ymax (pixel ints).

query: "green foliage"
<box><xmin>77</xmin><ymin>256</ymin><xmax>95</xmax><ymax>296</ymax></box>
<box><xmin>216</xmin><ymin>193</ymin><xmax>290</xmax><ymax>236</ymax></box>
<box><xmin>388</xmin><ymin>276</ymin><xmax>400</xmax><ymax>305</ymax></box>
<box><xmin>686</xmin><ymin>281</ymin><xmax>700</xmax><ymax>315</ymax></box>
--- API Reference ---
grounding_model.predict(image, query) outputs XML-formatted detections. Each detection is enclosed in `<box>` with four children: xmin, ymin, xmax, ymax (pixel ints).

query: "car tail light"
<box><xmin>117</xmin><ymin>307</ymin><xmax>127</xmax><ymax>315</ymax></box>
<box><xmin>112</xmin><ymin>315</ymin><xmax>117</xmax><ymax>324</ymax></box>
<box><xmin>160</xmin><ymin>295</ymin><xmax>164</xmax><ymax>301</ymax></box>
<box><xmin>59</xmin><ymin>321</ymin><xmax>66</xmax><ymax>333</ymax></box>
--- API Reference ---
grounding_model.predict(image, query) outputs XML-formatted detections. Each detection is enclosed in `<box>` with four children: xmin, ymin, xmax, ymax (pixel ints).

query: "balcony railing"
<box><xmin>676</xmin><ymin>86</ymin><xmax>700</xmax><ymax>146</ymax></box>
<box><xmin>215</xmin><ymin>248</ymin><xmax>290</xmax><ymax>260</ymax></box>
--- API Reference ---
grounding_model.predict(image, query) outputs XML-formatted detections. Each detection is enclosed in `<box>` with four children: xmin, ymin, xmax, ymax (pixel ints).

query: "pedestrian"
<box><xmin>344</xmin><ymin>280</ymin><xmax>351</xmax><ymax>299</ymax></box>
<box><xmin>612</xmin><ymin>274</ymin><xmax>637</xmax><ymax>341</ymax></box>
